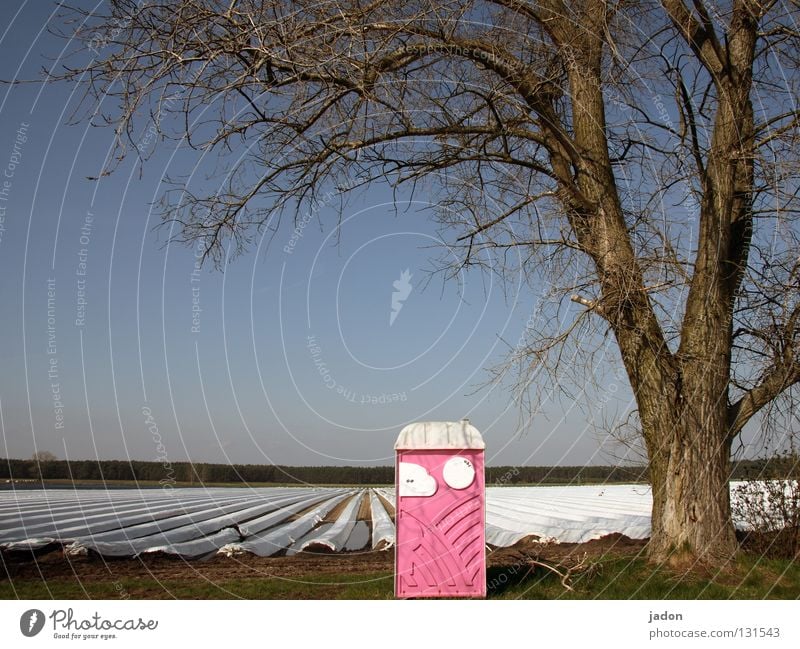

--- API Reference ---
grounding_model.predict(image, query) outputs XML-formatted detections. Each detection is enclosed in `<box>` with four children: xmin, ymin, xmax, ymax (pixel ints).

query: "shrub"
<box><xmin>732</xmin><ymin>452</ymin><xmax>800</xmax><ymax>559</ymax></box>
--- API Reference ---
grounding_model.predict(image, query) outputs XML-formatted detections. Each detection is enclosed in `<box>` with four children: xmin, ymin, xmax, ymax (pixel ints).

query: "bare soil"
<box><xmin>320</xmin><ymin>492</ymin><xmax>361</xmax><ymax>523</ymax></box>
<box><xmin>1</xmin><ymin>533</ymin><xmax>647</xmax><ymax>588</ymax></box>
<box><xmin>488</xmin><ymin>532</ymin><xmax>648</xmax><ymax>564</ymax></box>
<box><xmin>375</xmin><ymin>492</ymin><xmax>396</xmax><ymax>522</ymax></box>
<box><xmin>356</xmin><ymin>492</ymin><xmax>372</xmax><ymax>521</ymax></box>
<box><xmin>1</xmin><ymin>546</ymin><xmax>393</xmax><ymax>585</ymax></box>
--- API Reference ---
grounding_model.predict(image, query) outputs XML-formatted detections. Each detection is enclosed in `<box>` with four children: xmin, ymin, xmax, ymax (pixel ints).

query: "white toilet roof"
<box><xmin>394</xmin><ymin>419</ymin><xmax>485</xmax><ymax>450</ymax></box>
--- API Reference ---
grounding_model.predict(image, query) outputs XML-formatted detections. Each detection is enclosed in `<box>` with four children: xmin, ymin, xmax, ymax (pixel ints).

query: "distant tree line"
<box><xmin>1</xmin><ymin>457</ymin><xmax>794</xmax><ymax>486</ymax></box>
<box><xmin>0</xmin><ymin>459</ymin><xmax>393</xmax><ymax>485</ymax></box>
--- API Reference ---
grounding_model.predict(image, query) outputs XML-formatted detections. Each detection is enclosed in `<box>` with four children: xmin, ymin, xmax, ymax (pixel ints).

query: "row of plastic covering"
<box><xmin>375</xmin><ymin>483</ymin><xmax>760</xmax><ymax>546</ymax></box>
<box><xmin>1</xmin><ymin>483</ymin><xmax>766</xmax><ymax>558</ymax></box>
<box><xmin>0</xmin><ymin>487</ymin><xmax>395</xmax><ymax>559</ymax></box>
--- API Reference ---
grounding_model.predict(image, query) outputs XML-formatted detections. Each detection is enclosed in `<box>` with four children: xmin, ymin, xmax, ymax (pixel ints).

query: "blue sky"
<box><xmin>0</xmin><ymin>1</ymin><xmax>647</xmax><ymax>467</ymax></box>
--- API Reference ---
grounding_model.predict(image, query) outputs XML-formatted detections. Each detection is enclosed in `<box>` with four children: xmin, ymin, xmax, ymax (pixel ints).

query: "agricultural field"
<box><xmin>0</xmin><ymin>484</ymin><xmax>660</xmax><ymax>558</ymax></box>
<box><xmin>2</xmin><ymin>484</ymin><xmax>798</xmax><ymax>599</ymax></box>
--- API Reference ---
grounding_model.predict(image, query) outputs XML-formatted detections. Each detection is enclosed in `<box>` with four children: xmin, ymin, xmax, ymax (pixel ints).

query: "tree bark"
<box><xmin>546</xmin><ymin>0</ymin><xmax>756</xmax><ymax>565</ymax></box>
<box><xmin>643</xmin><ymin>1</ymin><xmax>758</xmax><ymax>565</ymax></box>
<box><xmin>646</xmin><ymin>407</ymin><xmax>737</xmax><ymax>565</ymax></box>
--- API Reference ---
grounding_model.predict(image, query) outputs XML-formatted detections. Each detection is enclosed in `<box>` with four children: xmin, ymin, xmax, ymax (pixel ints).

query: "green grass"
<box><xmin>3</xmin><ymin>554</ymin><xmax>798</xmax><ymax>599</ymax></box>
<box><xmin>488</xmin><ymin>554</ymin><xmax>800</xmax><ymax>599</ymax></box>
<box><xmin>0</xmin><ymin>571</ymin><xmax>395</xmax><ymax>600</ymax></box>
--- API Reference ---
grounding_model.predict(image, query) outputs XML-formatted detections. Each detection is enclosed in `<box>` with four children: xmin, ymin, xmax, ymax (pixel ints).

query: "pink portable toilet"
<box><xmin>394</xmin><ymin>419</ymin><xmax>486</xmax><ymax>598</ymax></box>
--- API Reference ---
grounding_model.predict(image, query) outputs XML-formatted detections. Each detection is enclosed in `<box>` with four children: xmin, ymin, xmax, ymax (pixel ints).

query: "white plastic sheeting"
<box><xmin>142</xmin><ymin>528</ymin><xmax>242</xmax><ymax>558</ymax></box>
<box><xmin>43</xmin><ymin>497</ymin><xmax>267</xmax><ymax>547</ymax></box>
<box><xmin>379</xmin><ymin>483</ymin><xmax>758</xmax><ymax>546</ymax></box>
<box><xmin>0</xmin><ymin>490</ymin><xmax>275</xmax><ymax>544</ymax></box>
<box><xmin>368</xmin><ymin>491</ymin><xmax>395</xmax><ymax>549</ymax></box>
<box><xmin>0</xmin><ymin>482</ymin><xmax>772</xmax><ymax>558</ymax></box>
<box><xmin>1</xmin><ymin>487</ymin><xmax>345</xmax><ymax>558</ymax></box>
<box><xmin>236</xmin><ymin>491</ymin><xmax>343</xmax><ymax>537</ymax></box>
<box><xmin>225</xmin><ymin>492</ymin><xmax>352</xmax><ymax>557</ymax></box>
<box><xmin>65</xmin><ymin>494</ymin><xmax>320</xmax><ymax>557</ymax></box>
<box><xmin>485</xmin><ymin>485</ymin><xmax>653</xmax><ymax>545</ymax></box>
<box><xmin>344</xmin><ymin>521</ymin><xmax>370</xmax><ymax>551</ymax></box>
<box><xmin>298</xmin><ymin>490</ymin><xmax>364</xmax><ymax>552</ymax></box>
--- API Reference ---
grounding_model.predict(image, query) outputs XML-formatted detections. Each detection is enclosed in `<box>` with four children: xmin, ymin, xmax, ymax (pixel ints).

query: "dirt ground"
<box><xmin>1</xmin><ymin>533</ymin><xmax>647</xmax><ymax>587</ymax></box>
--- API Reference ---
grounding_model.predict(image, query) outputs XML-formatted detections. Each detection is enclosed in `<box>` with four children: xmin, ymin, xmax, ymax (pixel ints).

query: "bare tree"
<box><xmin>31</xmin><ymin>451</ymin><xmax>57</xmax><ymax>463</ymax></box>
<box><xmin>45</xmin><ymin>0</ymin><xmax>800</xmax><ymax>566</ymax></box>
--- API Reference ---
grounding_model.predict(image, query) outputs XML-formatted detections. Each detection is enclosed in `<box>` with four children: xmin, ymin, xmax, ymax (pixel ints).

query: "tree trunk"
<box><xmin>547</xmin><ymin>14</ymin><xmax>742</xmax><ymax>566</ymax></box>
<box><xmin>638</xmin><ymin>244</ymin><xmax>740</xmax><ymax>566</ymax></box>
<box><xmin>648</xmin><ymin>416</ymin><xmax>736</xmax><ymax>567</ymax></box>
<box><xmin>639</xmin><ymin>16</ymin><xmax>756</xmax><ymax>565</ymax></box>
